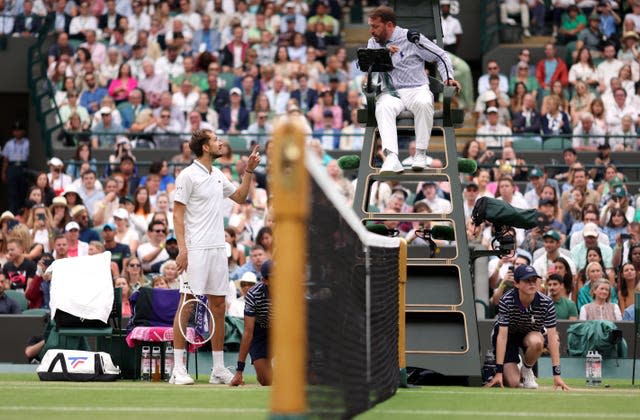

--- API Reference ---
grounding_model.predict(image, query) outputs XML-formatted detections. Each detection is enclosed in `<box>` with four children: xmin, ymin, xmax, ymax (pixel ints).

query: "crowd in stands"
<box><xmin>2</xmin><ymin>0</ymin><xmax>640</xmax><ymax>345</ymax></box>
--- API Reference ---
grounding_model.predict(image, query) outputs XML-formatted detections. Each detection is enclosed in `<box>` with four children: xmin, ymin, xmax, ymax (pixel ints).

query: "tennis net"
<box><xmin>305</xmin><ymin>153</ymin><xmax>401</xmax><ymax>419</ymax></box>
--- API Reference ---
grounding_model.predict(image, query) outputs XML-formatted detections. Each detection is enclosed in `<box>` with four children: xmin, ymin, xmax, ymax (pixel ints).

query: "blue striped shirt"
<box><xmin>2</xmin><ymin>137</ymin><xmax>29</xmax><ymax>162</ymax></box>
<box><xmin>496</xmin><ymin>288</ymin><xmax>557</xmax><ymax>335</ymax></box>
<box><xmin>244</xmin><ymin>281</ymin><xmax>270</xmax><ymax>329</ymax></box>
<box><xmin>367</xmin><ymin>26</ymin><xmax>454</xmax><ymax>90</ymax></box>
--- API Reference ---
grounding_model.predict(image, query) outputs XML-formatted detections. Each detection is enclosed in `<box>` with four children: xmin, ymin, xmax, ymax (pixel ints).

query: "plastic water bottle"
<box><xmin>592</xmin><ymin>351</ymin><xmax>602</xmax><ymax>387</ymax></box>
<box><xmin>585</xmin><ymin>350</ymin><xmax>602</xmax><ymax>386</ymax></box>
<box><xmin>151</xmin><ymin>346</ymin><xmax>161</xmax><ymax>382</ymax></box>
<box><xmin>164</xmin><ymin>346</ymin><xmax>174</xmax><ymax>381</ymax></box>
<box><xmin>141</xmin><ymin>346</ymin><xmax>151</xmax><ymax>381</ymax></box>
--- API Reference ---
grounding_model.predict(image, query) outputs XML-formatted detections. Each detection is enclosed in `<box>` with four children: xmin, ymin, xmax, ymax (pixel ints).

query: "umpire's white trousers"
<box><xmin>375</xmin><ymin>85</ymin><xmax>434</xmax><ymax>155</ymax></box>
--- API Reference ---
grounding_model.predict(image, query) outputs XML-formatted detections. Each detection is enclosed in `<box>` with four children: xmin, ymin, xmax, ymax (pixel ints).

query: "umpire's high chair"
<box><xmin>351</xmin><ymin>0</ymin><xmax>482</xmax><ymax>383</ymax></box>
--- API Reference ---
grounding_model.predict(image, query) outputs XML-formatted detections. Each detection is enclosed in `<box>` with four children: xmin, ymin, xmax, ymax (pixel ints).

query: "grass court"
<box><xmin>1</xmin><ymin>374</ymin><xmax>639</xmax><ymax>419</ymax></box>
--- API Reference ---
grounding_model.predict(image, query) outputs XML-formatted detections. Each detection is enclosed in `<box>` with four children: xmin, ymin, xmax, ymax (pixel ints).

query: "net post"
<box><xmin>398</xmin><ymin>238</ymin><xmax>408</xmax><ymax>388</ymax></box>
<box><xmin>270</xmin><ymin>117</ymin><xmax>308</xmax><ymax>419</ymax></box>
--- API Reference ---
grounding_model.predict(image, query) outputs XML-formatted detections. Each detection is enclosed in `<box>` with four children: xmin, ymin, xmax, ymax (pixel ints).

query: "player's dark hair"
<box><xmin>369</xmin><ymin>6</ymin><xmax>396</xmax><ymax>25</ymax></box>
<box><xmin>189</xmin><ymin>129</ymin><xmax>213</xmax><ymax>158</ymax></box>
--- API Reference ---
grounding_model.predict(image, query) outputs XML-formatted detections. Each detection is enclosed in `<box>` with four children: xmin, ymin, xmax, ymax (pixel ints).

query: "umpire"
<box><xmin>231</xmin><ymin>259</ymin><xmax>272</xmax><ymax>386</ymax></box>
<box><xmin>485</xmin><ymin>265</ymin><xmax>570</xmax><ymax>390</ymax></box>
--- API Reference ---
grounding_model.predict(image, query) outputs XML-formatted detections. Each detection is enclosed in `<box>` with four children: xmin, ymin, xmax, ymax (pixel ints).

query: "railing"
<box><xmin>459</xmin><ymin>132</ymin><xmax>640</xmax><ymax>152</ymax></box>
<box><xmin>27</xmin><ymin>15</ymin><xmax>61</xmax><ymax>158</ymax></box>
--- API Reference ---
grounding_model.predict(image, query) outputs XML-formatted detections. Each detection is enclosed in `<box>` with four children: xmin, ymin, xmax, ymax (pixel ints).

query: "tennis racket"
<box><xmin>177</xmin><ymin>273</ymin><xmax>215</xmax><ymax>345</ymax></box>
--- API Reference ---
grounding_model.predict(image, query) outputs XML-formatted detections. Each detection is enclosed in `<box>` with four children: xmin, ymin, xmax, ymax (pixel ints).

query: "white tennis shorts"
<box><xmin>180</xmin><ymin>247</ymin><xmax>229</xmax><ymax>296</ymax></box>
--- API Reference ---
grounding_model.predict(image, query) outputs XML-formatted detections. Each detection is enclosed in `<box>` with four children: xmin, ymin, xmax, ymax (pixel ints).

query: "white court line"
<box><xmin>399</xmin><ymin>388</ymin><xmax>640</xmax><ymax>398</ymax></box>
<box><xmin>371</xmin><ymin>410</ymin><xmax>640</xmax><ymax>418</ymax></box>
<box><xmin>2</xmin><ymin>406</ymin><xmax>267</xmax><ymax>414</ymax></box>
<box><xmin>0</xmin><ymin>383</ymin><xmax>266</xmax><ymax>392</ymax></box>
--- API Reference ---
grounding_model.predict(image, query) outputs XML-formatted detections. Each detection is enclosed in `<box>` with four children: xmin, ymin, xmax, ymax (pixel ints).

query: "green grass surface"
<box><xmin>1</xmin><ymin>375</ymin><xmax>639</xmax><ymax>419</ymax></box>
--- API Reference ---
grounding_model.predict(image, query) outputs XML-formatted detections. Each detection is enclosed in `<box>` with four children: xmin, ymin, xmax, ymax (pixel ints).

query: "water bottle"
<box><xmin>141</xmin><ymin>346</ymin><xmax>151</xmax><ymax>381</ymax></box>
<box><xmin>482</xmin><ymin>350</ymin><xmax>496</xmax><ymax>385</ymax></box>
<box><xmin>592</xmin><ymin>351</ymin><xmax>602</xmax><ymax>387</ymax></box>
<box><xmin>164</xmin><ymin>346</ymin><xmax>174</xmax><ymax>381</ymax></box>
<box><xmin>585</xmin><ymin>350</ymin><xmax>603</xmax><ymax>386</ymax></box>
<box><xmin>151</xmin><ymin>346</ymin><xmax>161</xmax><ymax>382</ymax></box>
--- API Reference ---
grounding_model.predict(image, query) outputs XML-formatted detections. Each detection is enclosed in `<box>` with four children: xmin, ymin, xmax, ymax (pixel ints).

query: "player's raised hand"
<box><xmin>247</xmin><ymin>145</ymin><xmax>260</xmax><ymax>172</ymax></box>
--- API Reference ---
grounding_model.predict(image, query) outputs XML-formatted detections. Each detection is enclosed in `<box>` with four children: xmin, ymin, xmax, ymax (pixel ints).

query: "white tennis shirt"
<box><xmin>174</xmin><ymin>159</ymin><xmax>237</xmax><ymax>250</ymax></box>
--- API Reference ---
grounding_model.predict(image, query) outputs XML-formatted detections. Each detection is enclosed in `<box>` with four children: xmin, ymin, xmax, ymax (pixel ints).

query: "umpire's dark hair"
<box><xmin>189</xmin><ymin>129</ymin><xmax>214</xmax><ymax>158</ymax></box>
<box><xmin>369</xmin><ymin>6</ymin><xmax>396</xmax><ymax>25</ymax></box>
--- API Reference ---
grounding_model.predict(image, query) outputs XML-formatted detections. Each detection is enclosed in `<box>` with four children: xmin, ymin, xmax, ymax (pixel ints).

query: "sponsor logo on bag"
<box><xmin>68</xmin><ymin>356</ymin><xmax>89</xmax><ymax>368</ymax></box>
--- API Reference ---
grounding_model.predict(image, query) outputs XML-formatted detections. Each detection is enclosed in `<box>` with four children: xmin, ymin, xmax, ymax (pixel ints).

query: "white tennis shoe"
<box><xmin>209</xmin><ymin>367</ymin><xmax>235</xmax><ymax>384</ymax></box>
<box><xmin>519</xmin><ymin>365</ymin><xmax>538</xmax><ymax>389</ymax></box>
<box><xmin>380</xmin><ymin>153</ymin><xmax>404</xmax><ymax>175</ymax></box>
<box><xmin>411</xmin><ymin>153</ymin><xmax>430</xmax><ymax>171</ymax></box>
<box><xmin>169</xmin><ymin>366</ymin><xmax>195</xmax><ymax>385</ymax></box>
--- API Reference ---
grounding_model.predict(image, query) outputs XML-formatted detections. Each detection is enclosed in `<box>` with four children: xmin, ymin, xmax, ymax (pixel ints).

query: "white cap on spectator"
<box><xmin>113</xmin><ymin>208</ymin><xmax>129</xmax><ymax>220</ymax></box>
<box><xmin>583</xmin><ymin>222</ymin><xmax>599</xmax><ymax>237</ymax></box>
<box><xmin>486</xmin><ymin>106</ymin><xmax>499</xmax><ymax>114</ymax></box>
<box><xmin>48</xmin><ymin>157</ymin><xmax>63</xmax><ymax>167</ymax></box>
<box><xmin>99</xmin><ymin>106</ymin><xmax>112</xmax><ymax>115</ymax></box>
<box><xmin>116</xmin><ymin>136</ymin><xmax>130</xmax><ymax>145</ymax></box>
<box><xmin>481</xmin><ymin>90</ymin><xmax>497</xmax><ymax>102</ymax></box>
<box><xmin>285</xmin><ymin>1</ymin><xmax>295</xmax><ymax>8</ymax></box>
<box><xmin>229</xmin><ymin>87</ymin><xmax>241</xmax><ymax>96</ymax></box>
<box><xmin>65</xmin><ymin>221</ymin><xmax>80</xmax><ymax>232</ymax></box>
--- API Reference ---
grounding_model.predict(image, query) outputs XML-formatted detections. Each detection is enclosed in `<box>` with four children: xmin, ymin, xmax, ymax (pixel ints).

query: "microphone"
<box><xmin>337</xmin><ymin>154</ymin><xmax>361</xmax><ymax>170</ymax></box>
<box><xmin>407</xmin><ymin>29</ymin><xmax>421</xmax><ymax>44</ymax></box>
<box><xmin>457</xmin><ymin>158</ymin><xmax>477</xmax><ymax>174</ymax></box>
<box><xmin>366</xmin><ymin>223</ymin><xmax>391</xmax><ymax>236</ymax></box>
<box><xmin>430</xmin><ymin>225</ymin><xmax>456</xmax><ymax>241</ymax></box>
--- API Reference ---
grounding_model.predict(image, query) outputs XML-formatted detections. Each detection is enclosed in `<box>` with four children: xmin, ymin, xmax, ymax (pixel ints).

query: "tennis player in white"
<box><xmin>170</xmin><ymin>129</ymin><xmax>260</xmax><ymax>385</ymax></box>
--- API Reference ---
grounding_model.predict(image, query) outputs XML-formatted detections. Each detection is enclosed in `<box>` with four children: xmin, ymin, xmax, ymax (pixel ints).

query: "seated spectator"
<box><xmin>541</xmin><ymin>95</ymin><xmax>571</xmax><ymax>138</ymax></box>
<box><xmin>541</xmin><ymin>80</ymin><xmax>570</xmax><ymax>114</ymax></box>
<box><xmin>569</xmin><ymin>80</ymin><xmax>597</xmax><ymax>124</ymax></box>
<box><xmin>307</xmin><ymin>1</ymin><xmax>339</xmax><ymax>37</ymax></box>
<box><xmin>500</xmin><ymin>0</ymin><xmax>532</xmax><ymax>37</ymax></box>
<box><xmin>605</xmin><ymin>88</ymin><xmax>638</xmax><ymax>133</ymax></box>
<box><xmin>144</xmin><ymin>107</ymin><xmax>183</xmax><ymax>149</ymax></box>
<box><xmin>476</xmin><ymin>75</ymin><xmax>512</xmax><ymax>127</ymax></box>
<box><xmin>172</xmin><ymin>79</ymin><xmax>199</xmax><ymax>118</ymax></box>
<box><xmin>218</xmin><ymin>89</ymin><xmax>249</xmax><ymax>134</ymax></box>
<box><xmin>281</xmin><ymin>1</ymin><xmax>307</xmax><ymax>35</ymax></box>
<box><xmin>417</xmin><ymin>181</ymin><xmax>451</xmax><ymax>213</ymax></box>
<box><xmin>618</xmin><ymin>30</ymin><xmax>640</xmax><ymax>64</ymax></box>
<box><xmin>477</xmin><ymin>60</ymin><xmax>509</xmax><ymax>96</ymax></box>
<box><xmin>496</xmin><ymin>175</ymin><xmax>529</xmax><ymax>209</ymax></box>
<box><xmin>137</xmin><ymin>220</ymin><xmax>169</xmax><ymax>274</ymax></box>
<box><xmin>609</xmin><ymin>114</ymin><xmax>637</xmax><ymax>150</ymax></box>
<box><xmin>59</xmin><ymin>90</ymin><xmax>90</xmax><ymax>128</ymax></box>
<box><xmin>602</xmin><ymin>207</ymin><xmax>630</xmax><ymax>248</ymax></box>
<box><xmin>48</xmin><ymin>32</ymin><xmax>74</xmax><ymax>66</ymax></box>
<box><xmin>62</xmin><ymin>220</ymin><xmax>89</xmax><ymax>257</ymax></box>
<box><xmin>572</xmin><ymin>112</ymin><xmax>605</xmax><ymax>151</ymax></box>
<box><xmin>572</xmin><ymin>223</ymin><xmax>613</xmax><ymax>273</ymax></box>
<box><xmin>509</xmin><ymin>61</ymin><xmax>539</xmax><ymax>98</ymax></box>
<box><xmin>575</xmin><ymin>13</ymin><xmax>605</xmax><ymax>59</ymax></box>
<box><xmin>547</xmin><ymin>274</ymin><xmax>578</xmax><ymax>320</ymax></box>
<box><xmin>618</xmin><ymin>63</ymin><xmax>637</xmax><ymax>98</ymax></box>
<box><xmin>597</xmin><ymin>0</ymin><xmax>621</xmax><ymax>41</ymax></box>
<box><xmin>493</xmin><ymin>146</ymin><xmax>529</xmax><ymax>181</ymax></box>
<box><xmin>124</xmin><ymin>256</ymin><xmax>147</xmax><ymax>290</ymax></box>
<box><xmin>265</xmin><ymin>75</ymin><xmax>291</xmax><ymax>116</ymax></box>
<box><xmin>155</xmin><ymin>45</ymin><xmax>184</xmax><ymax>81</ymax></box>
<box><xmin>192</xmin><ymin>14</ymin><xmax>221</xmax><ymax>55</ymax></box>
<box><xmin>220</xmin><ymin>25</ymin><xmax>248</xmax><ymax>71</ymax></box>
<box><xmin>600</xmin><ymin>184</ymin><xmax>635</xmax><ymax>226</ymax></box>
<box><xmin>569</xmin><ymin>47</ymin><xmax>599</xmax><ymax>92</ymax></box>
<box><xmin>13</xmin><ymin>0</ymin><xmax>42</xmax><ymax>37</ymax></box>
<box><xmin>0</xmin><ymin>276</ymin><xmax>21</xmax><ymax>314</ymax></box>
<box><xmin>108</xmin><ymin>63</ymin><xmax>137</xmax><ymax>105</ymax></box>
<box><xmin>533</xmin><ymin>229</ymin><xmax>576</xmax><ymax>279</ymax></box>
<box><xmin>596</xmin><ymin>43</ymin><xmax>623</xmax><ymax>94</ymax></box>
<box><xmin>3</xmin><ymin>238</ymin><xmax>36</xmax><ymax>291</ymax></box>
<box><xmin>308</xmin><ymin>88</ymin><xmax>343</xmax><ymax>131</ymax></box>
<box><xmin>579</xmin><ymin>279</ymin><xmax>622</xmax><ymax>320</ymax></box>
<box><xmin>80</xmin><ymin>72</ymin><xmax>108</xmax><ymax>116</ymax></box>
<box><xmin>557</xmin><ymin>5</ymin><xmax>587</xmax><ymax>45</ymax></box>
<box><xmin>536</xmin><ymin>42</ymin><xmax>569</xmax><ymax>92</ymax></box>
<box><xmin>617</xmin><ymin>262</ymin><xmax>637</xmax><ymax>315</ymax></box>
<box><xmin>231</xmin><ymin>245</ymin><xmax>267</xmax><ymax>281</ymax></box>
<box><xmin>476</xmin><ymin>107</ymin><xmax>513</xmax><ymax>148</ymax></box>
<box><xmin>91</xmin><ymin>107</ymin><xmax>124</xmax><ymax>148</ymax></box>
<box><xmin>119</xmin><ymin>88</ymin><xmax>148</xmax><ymax>129</ymax></box>
<box><xmin>512</xmin><ymin>93</ymin><xmax>542</xmax><ymax>140</ymax></box>
<box><xmin>138</xmin><ymin>59</ymin><xmax>168</xmax><ymax>108</ymax></box>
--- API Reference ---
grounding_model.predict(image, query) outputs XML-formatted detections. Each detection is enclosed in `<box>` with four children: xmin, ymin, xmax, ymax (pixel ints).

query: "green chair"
<box><xmin>633</xmin><ymin>292</ymin><xmax>640</xmax><ymax>384</ymax></box>
<box><xmin>512</xmin><ymin>138</ymin><xmax>543</xmax><ymax>151</ymax></box>
<box><xmin>4</xmin><ymin>290</ymin><xmax>28</xmax><ymax>312</ymax></box>
<box><xmin>57</xmin><ymin>288</ymin><xmax>123</xmax><ymax>353</ymax></box>
<box><xmin>543</xmin><ymin>137</ymin><xmax>570</xmax><ymax>150</ymax></box>
<box><xmin>22</xmin><ymin>308</ymin><xmax>50</xmax><ymax>316</ymax></box>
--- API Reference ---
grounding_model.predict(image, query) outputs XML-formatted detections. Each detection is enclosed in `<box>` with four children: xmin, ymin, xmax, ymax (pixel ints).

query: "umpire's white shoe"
<box><xmin>411</xmin><ymin>153</ymin><xmax>430</xmax><ymax>171</ymax></box>
<box><xmin>380</xmin><ymin>153</ymin><xmax>404</xmax><ymax>175</ymax></box>
<box><xmin>169</xmin><ymin>366</ymin><xmax>195</xmax><ymax>385</ymax></box>
<box><xmin>519</xmin><ymin>365</ymin><xmax>538</xmax><ymax>389</ymax></box>
<box><xmin>209</xmin><ymin>367</ymin><xmax>234</xmax><ymax>384</ymax></box>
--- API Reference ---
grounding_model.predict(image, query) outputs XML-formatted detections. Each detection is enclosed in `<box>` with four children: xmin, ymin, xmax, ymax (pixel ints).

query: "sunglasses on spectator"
<box><xmin>128</xmin><ymin>263</ymin><xmax>140</xmax><ymax>267</ymax></box>
<box><xmin>153</xmin><ymin>229</ymin><xmax>166</xmax><ymax>234</ymax></box>
<box><xmin>161</xmin><ymin>114</ymin><xmax>171</xmax><ymax>118</ymax></box>
<box><xmin>488</xmin><ymin>66</ymin><xmax>498</xmax><ymax>70</ymax></box>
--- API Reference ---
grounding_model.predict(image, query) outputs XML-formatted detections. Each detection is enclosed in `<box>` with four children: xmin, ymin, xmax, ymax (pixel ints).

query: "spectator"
<box><xmin>572</xmin><ymin>222</ymin><xmax>613</xmax><ymax>274</ymax></box>
<box><xmin>308</xmin><ymin>88</ymin><xmax>343</xmax><ymax>131</ymax></box>
<box><xmin>572</xmin><ymin>112</ymin><xmax>605</xmax><ymax>151</ymax></box>
<box><xmin>48</xmin><ymin>0</ymin><xmax>71</xmax><ymax>34</ymax></box>
<box><xmin>118</xmin><ymin>88</ymin><xmax>148</xmax><ymax>130</ymax></box>
<box><xmin>231</xmin><ymin>245</ymin><xmax>267</xmax><ymax>281</ymax></box>
<box><xmin>218</xmin><ymin>89</ymin><xmax>249</xmax><ymax>134</ymax></box>
<box><xmin>340</xmin><ymin>108</ymin><xmax>365</xmax><ymax>151</ymax></box>
<box><xmin>541</xmin><ymin>80</ymin><xmax>570</xmax><ymax>114</ymax></box>
<box><xmin>617</xmin><ymin>262</ymin><xmax>637</xmax><ymax>314</ymax></box>
<box><xmin>600</xmin><ymin>184</ymin><xmax>635</xmax><ymax>227</ymax></box>
<box><xmin>524</xmin><ymin>167</ymin><xmax>546</xmax><ymax>208</ymax></box>
<box><xmin>609</xmin><ymin>114</ymin><xmax>637</xmax><ymax>150</ymax></box>
<box><xmin>13</xmin><ymin>0</ymin><xmax>42</xmax><ymax>36</ymax></box>
<box><xmin>493</xmin><ymin>146</ymin><xmax>528</xmax><ymax>181</ymax></box>
<box><xmin>500</xmin><ymin>0</ymin><xmax>532</xmax><ymax>37</ymax></box>
<box><xmin>533</xmin><ymin>230</ymin><xmax>576</xmax><ymax>279</ymax></box>
<box><xmin>70</xmin><ymin>204</ymin><xmax>100</xmax><ymax>243</ymax></box>
<box><xmin>137</xmin><ymin>220</ymin><xmax>169</xmax><ymax>273</ymax></box>
<box><xmin>102</xmin><ymin>222</ymin><xmax>130</xmax><ymax>274</ymax></box>
<box><xmin>541</xmin><ymin>95</ymin><xmax>571</xmax><ymax>137</ymax></box>
<box><xmin>536</xmin><ymin>42</ymin><xmax>569</xmax><ymax>91</ymax></box>
<box><xmin>144</xmin><ymin>107</ymin><xmax>183</xmax><ymax>149</ymax></box>
<box><xmin>496</xmin><ymin>175</ymin><xmax>529</xmax><ymax>210</ymax></box>
<box><xmin>605</xmin><ymin>88</ymin><xmax>638</xmax><ymax>133</ymax></box>
<box><xmin>596</xmin><ymin>43</ymin><xmax>623</xmax><ymax>93</ymax></box>
<box><xmin>155</xmin><ymin>45</ymin><xmax>184</xmax><ymax>81</ymax></box>
<box><xmin>48</xmin><ymin>32</ymin><xmax>74</xmax><ymax>65</ymax></box>
<box><xmin>138</xmin><ymin>59</ymin><xmax>169</xmax><ymax>108</ymax></box>
<box><xmin>509</xmin><ymin>48</ymin><xmax>536</xmax><ymax>78</ymax></box>
<box><xmin>281</xmin><ymin>1</ymin><xmax>307</xmax><ymax>34</ymax></box>
<box><xmin>113</xmin><ymin>207</ymin><xmax>139</xmax><ymax>256</ymax></box>
<box><xmin>476</xmin><ymin>107</ymin><xmax>513</xmax><ymax>148</ymax></box>
<box><xmin>80</xmin><ymin>72</ymin><xmax>108</xmax><ymax>116</ymax></box>
<box><xmin>569</xmin><ymin>80</ymin><xmax>597</xmax><ymax>124</ymax></box>
<box><xmin>418</xmin><ymin>181</ymin><xmax>451</xmax><ymax>213</ymax></box>
<box><xmin>124</xmin><ymin>256</ymin><xmax>147</xmax><ymax>289</ymax></box>
<box><xmin>307</xmin><ymin>0</ymin><xmax>339</xmax><ymax>37</ymax></box>
<box><xmin>205</xmin><ymin>70</ymin><xmax>230</xmax><ymax>113</ymax></box>
<box><xmin>602</xmin><ymin>207</ymin><xmax>629</xmax><ymax>248</ymax></box>
<box><xmin>59</xmin><ymin>90</ymin><xmax>90</xmax><ymax>128</ymax></box>
<box><xmin>246</xmin><ymin>112</ymin><xmax>273</xmax><ymax>149</ymax></box>
<box><xmin>475</xmin><ymin>77</ymin><xmax>512</xmax><ymax>127</ymax></box>
<box><xmin>618</xmin><ymin>30</ymin><xmax>640</xmax><ymax>64</ymax></box>
<box><xmin>546</xmin><ymin>274</ymin><xmax>578</xmax><ymax>320</ymax></box>
<box><xmin>579</xmin><ymin>279</ymin><xmax>622</xmax><ymax>320</ymax></box>
<box><xmin>91</xmin><ymin>107</ymin><xmax>124</xmax><ymax>148</ymax></box>
<box><xmin>569</xmin><ymin>46</ymin><xmax>599</xmax><ymax>91</ymax></box>
<box><xmin>77</xmin><ymin>170</ymin><xmax>105</xmax><ymax>215</ymax></box>
<box><xmin>3</xmin><ymin>238</ymin><xmax>36</xmax><ymax>290</ymax></box>
<box><xmin>512</xmin><ymin>93</ymin><xmax>542</xmax><ymax>140</ymax></box>
<box><xmin>265</xmin><ymin>75</ymin><xmax>290</xmax><ymax>116</ymax></box>
<box><xmin>557</xmin><ymin>5</ymin><xmax>587</xmax><ymax>45</ymax></box>
<box><xmin>575</xmin><ymin>12</ymin><xmax>605</xmax><ymax>57</ymax></box>
<box><xmin>0</xmin><ymin>277</ymin><xmax>21</xmax><ymax>314</ymax></box>
<box><xmin>477</xmin><ymin>60</ymin><xmax>509</xmax><ymax>96</ymax></box>
<box><xmin>597</xmin><ymin>0</ymin><xmax>621</xmax><ymax>40</ymax></box>
<box><xmin>441</xmin><ymin>0</ymin><xmax>463</xmax><ymax>53</ymax></box>
<box><xmin>69</xmin><ymin>1</ymin><xmax>97</xmax><ymax>42</ymax></box>
<box><xmin>92</xmin><ymin>177</ymin><xmax>119</xmax><ymax>226</ymax></box>
<box><xmin>220</xmin><ymin>25</ymin><xmax>249</xmax><ymax>71</ymax></box>
<box><xmin>62</xmin><ymin>220</ymin><xmax>88</xmax><ymax>257</ymax></box>
<box><xmin>509</xmin><ymin>61</ymin><xmax>539</xmax><ymax>97</ymax></box>
<box><xmin>589</xmin><ymin>97</ymin><xmax>607</xmax><ymax>132</ymax></box>
<box><xmin>98</xmin><ymin>0</ymin><xmax>122</xmax><ymax>40</ymax></box>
